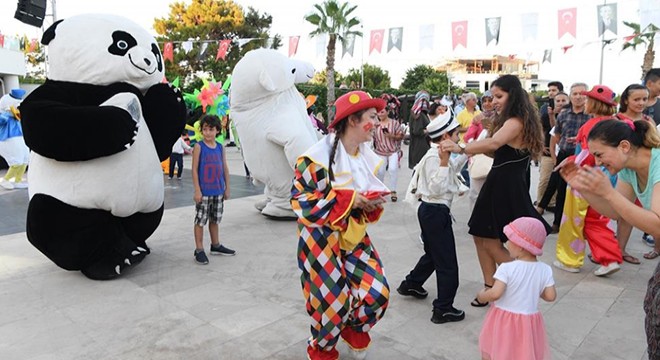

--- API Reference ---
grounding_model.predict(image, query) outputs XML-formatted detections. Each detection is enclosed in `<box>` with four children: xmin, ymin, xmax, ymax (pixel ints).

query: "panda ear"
<box><xmin>42</xmin><ymin>19</ymin><xmax>64</xmax><ymax>45</ymax></box>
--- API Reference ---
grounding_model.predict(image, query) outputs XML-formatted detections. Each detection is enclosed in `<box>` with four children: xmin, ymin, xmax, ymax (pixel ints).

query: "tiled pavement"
<box><xmin>0</xmin><ymin>145</ymin><xmax>655</xmax><ymax>359</ymax></box>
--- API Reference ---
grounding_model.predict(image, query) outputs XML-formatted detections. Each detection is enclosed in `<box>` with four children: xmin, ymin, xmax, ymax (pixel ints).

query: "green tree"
<box><xmin>621</xmin><ymin>21</ymin><xmax>659</xmax><ymax>80</ymax></box>
<box><xmin>153</xmin><ymin>0</ymin><xmax>280</xmax><ymax>92</ymax></box>
<box><xmin>400</xmin><ymin>64</ymin><xmax>455</xmax><ymax>95</ymax></box>
<box><xmin>310</xmin><ymin>69</ymin><xmax>344</xmax><ymax>86</ymax></box>
<box><xmin>305</xmin><ymin>0</ymin><xmax>362</xmax><ymax>116</ymax></box>
<box><xmin>344</xmin><ymin>63</ymin><xmax>391</xmax><ymax>90</ymax></box>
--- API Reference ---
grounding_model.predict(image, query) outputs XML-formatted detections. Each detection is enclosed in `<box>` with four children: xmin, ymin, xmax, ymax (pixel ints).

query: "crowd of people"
<box><xmin>290</xmin><ymin>69</ymin><xmax>660</xmax><ymax>359</ymax></box>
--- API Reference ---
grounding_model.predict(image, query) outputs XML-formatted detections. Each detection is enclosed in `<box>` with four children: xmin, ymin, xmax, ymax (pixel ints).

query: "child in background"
<box><xmin>477</xmin><ymin>217</ymin><xmax>556</xmax><ymax>360</ymax></box>
<box><xmin>169</xmin><ymin>131</ymin><xmax>192</xmax><ymax>179</ymax></box>
<box><xmin>191</xmin><ymin>115</ymin><xmax>235</xmax><ymax>265</ymax></box>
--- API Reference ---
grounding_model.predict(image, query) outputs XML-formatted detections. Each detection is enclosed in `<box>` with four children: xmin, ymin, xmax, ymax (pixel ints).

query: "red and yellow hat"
<box><xmin>330</xmin><ymin>91</ymin><xmax>386</xmax><ymax>129</ymax></box>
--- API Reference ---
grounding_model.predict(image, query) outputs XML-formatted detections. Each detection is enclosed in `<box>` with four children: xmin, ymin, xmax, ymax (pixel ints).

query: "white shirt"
<box><xmin>493</xmin><ymin>260</ymin><xmax>555</xmax><ymax>315</ymax></box>
<box><xmin>414</xmin><ymin>143</ymin><xmax>468</xmax><ymax>206</ymax></box>
<box><xmin>171</xmin><ymin>137</ymin><xmax>192</xmax><ymax>154</ymax></box>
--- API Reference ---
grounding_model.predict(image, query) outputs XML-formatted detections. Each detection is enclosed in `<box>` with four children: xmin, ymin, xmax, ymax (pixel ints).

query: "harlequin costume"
<box><xmin>555</xmin><ymin>86</ymin><xmax>623</xmax><ymax>273</ymax></box>
<box><xmin>291</xmin><ymin>91</ymin><xmax>390</xmax><ymax>360</ymax></box>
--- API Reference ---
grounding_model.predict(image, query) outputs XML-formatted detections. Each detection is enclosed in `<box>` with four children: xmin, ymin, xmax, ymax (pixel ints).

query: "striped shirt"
<box><xmin>373</xmin><ymin>119</ymin><xmax>403</xmax><ymax>156</ymax></box>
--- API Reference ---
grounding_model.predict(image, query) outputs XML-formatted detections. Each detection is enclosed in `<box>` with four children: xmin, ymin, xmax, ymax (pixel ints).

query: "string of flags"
<box><xmin>0</xmin><ymin>34</ymin><xmax>39</xmax><ymax>53</ymax></box>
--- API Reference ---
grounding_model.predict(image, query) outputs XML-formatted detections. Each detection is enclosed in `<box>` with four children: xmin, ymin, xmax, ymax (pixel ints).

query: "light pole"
<box><xmin>360</xmin><ymin>25</ymin><xmax>364</xmax><ymax>88</ymax></box>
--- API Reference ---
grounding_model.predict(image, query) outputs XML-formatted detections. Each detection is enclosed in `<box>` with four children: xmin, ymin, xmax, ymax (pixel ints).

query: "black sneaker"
<box><xmin>210</xmin><ymin>244</ymin><xmax>236</xmax><ymax>256</ymax></box>
<box><xmin>431</xmin><ymin>307</ymin><xmax>465</xmax><ymax>324</ymax></box>
<box><xmin>194</xmin><ymin>250</ymin><xmax>209</xmax><ymax>265</ymax></box>
<box><xmin>396</xmin><ymin>280</ymin><xmax>428</xmax><ymax>299</ymax></box>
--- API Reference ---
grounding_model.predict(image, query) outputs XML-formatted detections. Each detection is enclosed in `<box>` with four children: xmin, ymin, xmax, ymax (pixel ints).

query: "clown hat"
<box><xmin>330</xmin><ymin>91</ymin><xmax>385</xmax><ymax>129</ymax></box>
<box><xmin>582</xmin><ymin>85</ymin><xmax>617</xmax><ymax>106</ymax></box>
<box><xmin>305</xmin><ymin>95</ymin><xmax>317</xmax><ymax>109</ymax></box>
<box><xmin>426</xmin><ymin>112</ymin><xmax>458</xmax><ymax>139</ymax></box>
<box><xmin>503</xmin><ymin>217</ymin><xmax>547</xmax><ymax>256</ymax></box>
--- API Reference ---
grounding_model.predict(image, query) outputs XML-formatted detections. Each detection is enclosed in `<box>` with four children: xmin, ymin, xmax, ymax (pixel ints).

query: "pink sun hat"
<box><xmin>503</xmin><ymin>217</ymin><xmax>548</xmax><ymax>256</ymax></box>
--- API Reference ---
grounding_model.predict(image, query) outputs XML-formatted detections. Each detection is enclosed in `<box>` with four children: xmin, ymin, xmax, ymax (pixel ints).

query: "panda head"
<box><xmin>42</xmin><ymin>14</ymin><xmax>163</xmax><ymax>92</ymax></box>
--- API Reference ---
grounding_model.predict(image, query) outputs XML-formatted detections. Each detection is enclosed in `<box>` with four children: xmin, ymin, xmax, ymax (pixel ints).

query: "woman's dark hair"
<box><xmin>490</xmin><ymin>75</ymin><xmax>545</xmax><ymax>159</ymax></box>
<box><xmin>199</xmin><ymin>114</ymin><xmax>222</xmax><ymax>132</ymax></box>
<box><xmin>429</xmin><ymin>102</ymin><xmax>441</xmax><ymax>115</ymax></box>
<box><xmin>588</xmin><ymin>119</ymin><xmax>660</xmax><ymax>149</ymax></box>
<box><xmin>619</xmin><ymin>84</ymin><xmax>649</xmax><ymax>114</ymax></box>
<box><xmin>328</xmin><ymin>110</ymin><xmax>366</xmax><ymax>181</ymax></box>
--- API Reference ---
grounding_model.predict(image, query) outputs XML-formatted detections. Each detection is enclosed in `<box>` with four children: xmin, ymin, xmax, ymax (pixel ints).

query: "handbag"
<box><xmin>468</xmin><ymin>154</ymin><xmax>493</xmax><ymax>179</ymax></box>
<box><xmin>468</xmin><ymin>129</ymin><xmax>492</xmax><ymax>180</ymax></box>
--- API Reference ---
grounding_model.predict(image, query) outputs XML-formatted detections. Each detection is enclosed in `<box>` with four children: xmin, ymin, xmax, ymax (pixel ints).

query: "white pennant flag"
<box><xmin>419</xmin><ymin>24</ymin><xmax>434</xmax><ymax>51</ymax></box>
<box><xmin>316</xmin><ymin>33</ymin><xmax>327</xmax><ymax>58</ymax></box>
<box><xmin>237</xmin><ymin>38</ymin><xmax>255</xmax><ymax>48</ymax></box>
<box><xmin>181</xmin><ymin>41</ymin><xmax>193</xmax><ymax>53</ymax></box>
<box><xmin>640</xmin><ymin>0</ymin><xmax>660</xmax><ymax>30</ymax></box>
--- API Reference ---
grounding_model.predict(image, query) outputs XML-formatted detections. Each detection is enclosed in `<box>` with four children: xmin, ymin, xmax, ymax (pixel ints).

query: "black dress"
<box><xmin>469</xmin><ymin>144</ymin><xmax>551</xmax><ymax>242</ymax></box>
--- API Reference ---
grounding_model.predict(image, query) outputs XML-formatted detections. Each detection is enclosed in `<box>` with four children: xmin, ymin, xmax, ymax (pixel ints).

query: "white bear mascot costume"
<box><xmin>230</xmin><ymin>49</ymin><xmax>317</xmax><ymax>219</ymax></box>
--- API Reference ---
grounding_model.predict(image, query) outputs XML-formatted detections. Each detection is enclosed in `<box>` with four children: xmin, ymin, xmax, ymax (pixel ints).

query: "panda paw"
<box><xmin>80</xmin><ymin>245</ymin><xmax>149</xmax><ymax>281</ymax></box>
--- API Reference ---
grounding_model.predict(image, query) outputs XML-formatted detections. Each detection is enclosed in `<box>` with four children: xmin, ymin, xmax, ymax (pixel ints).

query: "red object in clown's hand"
<box><xmin>362</xmin><ymin>191</ymin><xmax>391</xmax><ymax>200</ymax></box>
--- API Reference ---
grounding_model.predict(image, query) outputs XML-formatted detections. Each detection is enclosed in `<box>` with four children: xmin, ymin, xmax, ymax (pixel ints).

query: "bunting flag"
<box><xmin>28</xmin><ymin>38</ymin><xmax>38</xmax><ymax>52</ymax></box>
<box><xmin>419</xmin><ymin>24</ymin><xmax>434</xmax><ymax>51</ymax></box>
<box><xmin>216</xmin><ymin>39</ymin><xmax>231</xmax><ymax>61</ymax></box>
<box><xmin>640</xmin><ymin>0</ymin><xmax>660</xmax><ymax>30</ymax></box>
<box><xmin>521</xmin><ymin>13</ymin><xmax>539</xmax><ymax>42</ymax></box>
<box><xmin>236</xmin><ymin>38</ymin><xmax>255</xmax><ymax>48</ymax></box>
<box><xmin>558</xmin><ymin>8</ymin><xmax>577</xmax><ymax>39</ymax></box>
<box><xmin>387</xmin><ymin>27</ymin><xmax>403</xmax><ymax>52</ymax></box>
<box><xmin>198</xmin><ymin>42</ymin><xmax>209</xmax><ymax>60</ymax></box>
<box><xmin>562</xmin><ymin>45</ymin><xmax>574</xmax><ymax>53</ymax></box>
<box><xmin>597</xmin><ymin>4</ymin><xmax>617</xmax><ymax>36</ymax></box>
<box><xmin>316</xmin><ymin>33</ymin><xmax>327</xmax><ymax>58</ymax></box>
<box><xmin>0</xmin><ymin>35</ymin><xmax>4</xmax><ymax>48</ymax></box>
<box><xmin>163</xmin><ymin>42</ymin><xmax>173</xmax><ymax>62</ymax></box>
<box><xmin>485</xmin><ymin>17</ymin><xmax>501</xmax><ymax>45</ymax></box>
<box><xmin>452</xmin><ymin>21</ymin><xmax>468</xmax><ymax>50</ymax></box>
<box><xmin>543</xmin><ymin>49</ymin><xmax>552</xmax><ymax>63</ymax></box>
<box><xmin>342</xmin><ymin>34</ymin><xmax>356</xmax><ymax>58</ymax></box>
<box><xmin>369</xmin><ymin>29</ymin><xmax>384</xmax><ymax>54</ymax></box>
<box><xmin>288</xmin><ymin>36</ymin><xmax>300</xmax><ymax>57</ymax></box>
<box><xmin>181</xmin><ymin>41</ymin><xmax>193</xmax><ymax>53</ymax></box>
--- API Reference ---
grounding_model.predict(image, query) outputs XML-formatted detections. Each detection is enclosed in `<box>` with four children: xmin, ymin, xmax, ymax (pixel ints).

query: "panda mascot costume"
<box><xmin>20</xmin><ymin>14</ymin><xmax>186</xmax><ymax>280</ymax></box>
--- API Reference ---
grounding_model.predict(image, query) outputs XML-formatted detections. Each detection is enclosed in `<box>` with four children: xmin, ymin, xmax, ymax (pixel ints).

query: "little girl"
<box><xmin>477</xmin><ymin>217</ymin><xmax>557</xmax><ymax>360</ymax></box>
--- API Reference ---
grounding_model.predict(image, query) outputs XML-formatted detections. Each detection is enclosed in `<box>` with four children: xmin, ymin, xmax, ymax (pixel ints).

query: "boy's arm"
<box><xmin>223</xmin><ymin>145</ymin><xmax>230</xmax><ymax>200</ymax></box>
<box><xmin>191</xmin><ymin>144</ymin><xmax>202</xmax><ymax>204</ymax></box>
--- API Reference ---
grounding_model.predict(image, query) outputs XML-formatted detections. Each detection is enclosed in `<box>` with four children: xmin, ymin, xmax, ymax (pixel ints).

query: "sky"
<box><xmin>1</xmin><ymin>0</ymin><xmax>658</xmax><ymax>92</ymax></box>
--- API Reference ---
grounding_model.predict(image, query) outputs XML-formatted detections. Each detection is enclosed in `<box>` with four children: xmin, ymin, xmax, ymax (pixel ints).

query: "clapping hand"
<box><xmin>561</xmin><ymin>164</ymin><xmax>614</xmax><ymax>197</ymax></box>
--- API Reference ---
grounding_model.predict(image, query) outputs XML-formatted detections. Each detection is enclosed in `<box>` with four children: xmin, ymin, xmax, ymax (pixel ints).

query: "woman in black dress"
<box><xmin>441</xmin><ymin>75</ymin><xmax>550</xmax><ymax>306</ymax></box>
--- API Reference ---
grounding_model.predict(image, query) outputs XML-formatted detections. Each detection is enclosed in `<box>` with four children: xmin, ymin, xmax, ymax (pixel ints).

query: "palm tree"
<box><xmin>621</xmin><ymin>21</ymin><xmax>659</xmax><ymax>80</ymax></box>
<box><xmin>305</xmin><ymin>1</ymin><xmax>361</xmax><ymax>117</ymax></box>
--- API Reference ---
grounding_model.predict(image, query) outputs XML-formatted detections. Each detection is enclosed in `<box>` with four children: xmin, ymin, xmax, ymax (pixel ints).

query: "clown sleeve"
<box><xmin>292</xmin><ymin>156</ymin><xmax>353</xmax><ymax>228</ymax></box>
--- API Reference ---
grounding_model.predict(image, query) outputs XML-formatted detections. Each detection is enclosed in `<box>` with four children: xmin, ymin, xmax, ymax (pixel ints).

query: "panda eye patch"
<box><xmin>108</xmin><ymin>31</ymin><xmax>137</xmax><ymax>56</ymax></box>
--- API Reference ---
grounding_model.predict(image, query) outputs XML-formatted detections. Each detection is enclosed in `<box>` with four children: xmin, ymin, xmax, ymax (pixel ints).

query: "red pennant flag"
<box><xmin>0</xmin><ymin>34</ymin><xmax>4</xmax><ymax>48</ymax></box>
<box><xmin>452</xmin><ymin>21</ymin><xmax>468</xmax><ymax>50</ymax></box>
<box><xmin>369</xmin><ymin>29</ymin><xmax>384</xmax><ymax>54</ymax></box>
<box><xmin>288</xmin><ymin>36</ymin><xmax>300</xmax><ymax>57</ymax></box>
<box><xmin>216</xmin><ymin>39</ymin><xmax>231</xmax><ymax>61</ymax></box>
<box><xmin>623</xmin><ymin>34</ymin><xmax>638</xmax><ymax>42</ymax></box>
<box><xmin>562</xmin><ymin>45</ymin><xmax>574</xmax><ymax>54</ymax></box>
<box><xmin>558</xmin><ymin>8</ymin><xmax>577</xmax><ymax>39</ymax></box>
<box><xmin>28</xmin><ymin>38</ymin><xmax>38</xmax><ymax>52</ymax></box>
<box><xmin>163</xmin><ymin>42</ymin><xmax>173</xmax><ymax>62</ymax></box>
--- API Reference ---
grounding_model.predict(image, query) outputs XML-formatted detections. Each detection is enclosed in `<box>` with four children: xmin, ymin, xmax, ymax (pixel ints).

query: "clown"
<box><xmin>292</xmin><ymin>91</ymin><xmax>390</xmax><ymax>360</ymax></box>
<box><xmin>0</xmin><ymin>89</ymin><xmax>30</xmax><ymax>190</ymax></box>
